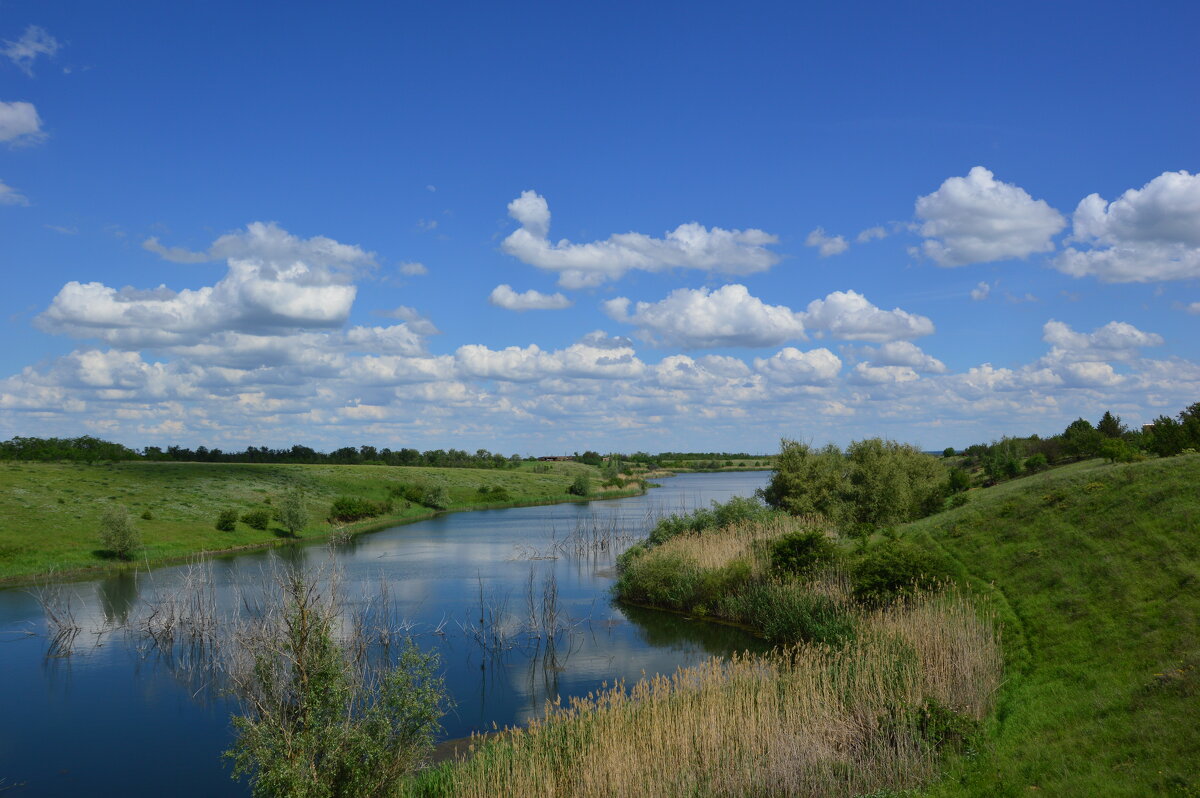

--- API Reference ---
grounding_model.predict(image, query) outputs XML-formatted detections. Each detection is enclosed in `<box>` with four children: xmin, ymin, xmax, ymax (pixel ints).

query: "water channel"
<box><xmin>0</xmin><ymin>471</ymin><xmax>770</xmax><ymax>796</ymax></box>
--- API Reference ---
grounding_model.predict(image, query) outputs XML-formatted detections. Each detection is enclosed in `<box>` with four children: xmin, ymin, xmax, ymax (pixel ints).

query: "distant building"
<box><xmin>1143</xmin><ymin>423</ymin><xmax>1156</xmax><ymax>433</ymax></box>
<box><xmin>536</xmin><ymin>455</ymin><xmax>576</xmax><ymax>461</ymax></box>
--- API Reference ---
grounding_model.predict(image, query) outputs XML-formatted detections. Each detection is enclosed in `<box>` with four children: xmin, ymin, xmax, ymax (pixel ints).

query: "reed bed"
<box><xmin>403</xmin><ymin>592</ymin><xmax>1002</xmax><ymax>797</ymax></box>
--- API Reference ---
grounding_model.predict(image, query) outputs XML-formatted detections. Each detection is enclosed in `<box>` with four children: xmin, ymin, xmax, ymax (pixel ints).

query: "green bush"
<box><xmin>851</xmin><ymin>540</ymin><xmax>950</xmax><ymax>605</ymax></box>
<box><xmin>947</xmin><ymin>467</ymin><xmax>972</xmax><ymax>493</ymax></box>
<box><xmin>216</xmin><ymin>508</ymin><xmax>239</xmax><ymax>531</ymax></box>
<box><xmin>568</xmin><ymin>474</ymin><xmax>591</xmax><ymax>496</ymax></box>
<box><xmin>241</xmin><ymin>508</ymin><xmax>272</xmax><ymax>530</ymax></box>
<box><xmin>99</xmin><ymin>506</ymin><xmax>141</xmax><ymax>560</ymax></box>
<box><xmin>615</xmin><ymin>552</ymin><xmax>752</xmax><ymax>613</ymax></box>
<box><xmin>722</xmin><ymin>581</ymin><xmax>856</xmax><ymax>645</ymax></box>
<box><xmin>1024</xmin><ymin>453</ymin><xmax>1049</xmax><ymax>473</ymax></box>
<box><xmin>140</xmin><ymin>509</ymin><xmax>153</xmax><ymax>521</ymax></box>
<box><xmin>328</xmin><ymin>496</ymin><xmax>392</xmax><ymax>523</ymax></box>
<box><xmin>647</xmin><ymin>496</ymin><xmax>775</xmax><ymax>546</ymax></box>
<box><xmin>423</xmin><ymin>485</ymin><xmax>450</xmax><ymax>510</ymax></box>
<box><xmin>769</xmin><ymin>529</ymin><xmax>837</xmax><ymax>577</ymax></box>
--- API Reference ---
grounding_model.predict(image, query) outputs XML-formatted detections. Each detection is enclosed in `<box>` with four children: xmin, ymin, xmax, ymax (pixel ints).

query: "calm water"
<box><xmin>0</xmin><ymin>471</ymin><xmax>769</xmax><ymax>797</ymax></box>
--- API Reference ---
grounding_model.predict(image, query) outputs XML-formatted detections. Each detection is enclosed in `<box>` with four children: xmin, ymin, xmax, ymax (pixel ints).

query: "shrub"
<box><xmin>216</xmin><ymin>508</ymin><xmax>239</xmax><ymax>532</ymax></box>
<box><xmin>140</xmin><ymin>509</ymin><xmax>153</xmax><ymax>521</ymax></box>
<box><xmin>278</xmin><ymin>489</ymin><xmax>308</xmax><ymax>537</ymax></box>
<box><xmin>647</xmin><ymin>496</ymin><xmax>775</xmax><ymax>547</ymax></box>
<box><xmin>769</xmin><ymin>530</ymin><xmax>837</xmax><ymax>578</ymax></box>
<box><xmin>99</xmin><ymin>506</ymin><xmax>141</xmax><ymax>560</ymax></box>
<box><xmin>488</xmin><ymin>486</ymin><xmax>510</xmax><ymax>502</ymax></box>
<box><xmin>329</xmin><ymin>496</ymin><xmax>392</xmax><ymax>523</ymax></box>
<box><xmin>568</xmin><ymin>474</ymin><xmax>591</xmax><ymax>497</ymax></box>
<box><xmin>615</xmin><ymin>551</ymin><xmax>702</xmax><ymax>611</ymax></box>
<box><xmin>723</xmin><ymin>581</ymin><xmax>856</xmax><ymax>645</ymax></box>
<box><xmin>423</xmin><ymin>485</ymin><xmax>450</xmax><ymax>510</ymax></box>
<box><xmin>947</xmin><ymin>467</ymin><xmax>972</xmax><ymax>493</ymax></box>
<box><xmin>241</xmin><ymin>508</ymin><xmax>271</xmax><ymax>531</ymax></box>
<box><xmin>948</xmin><ymin>493</ymin><xmax>969</xmax><ymax>509</ymax></box>
<box><xmin>1023</xmin><ymin>453</ymin><xmax>1049</xmax><ymax>473</ymax></box>
<box><xmin>851</xmin><ymin>540</ymin><xmax>950</xmax><ymax>605</ymax></box>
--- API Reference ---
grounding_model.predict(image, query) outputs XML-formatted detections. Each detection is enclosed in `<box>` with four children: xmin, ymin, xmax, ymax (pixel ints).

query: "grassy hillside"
<box><xmin>915</xmin><ymin>454</ymin><xmax>1200</xmax><ymax>796</ymax></box>
<box><xmin>0</xmin><ymin>459</ymin><xmax>628</xmax><ymax>582</ymax></box>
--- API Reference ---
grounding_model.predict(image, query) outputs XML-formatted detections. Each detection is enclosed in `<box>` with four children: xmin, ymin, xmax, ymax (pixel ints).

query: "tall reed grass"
<box><xmin>403</xmin><ymin>592</ymin><xmax>1001</xmax><ymax>797</ymax></box>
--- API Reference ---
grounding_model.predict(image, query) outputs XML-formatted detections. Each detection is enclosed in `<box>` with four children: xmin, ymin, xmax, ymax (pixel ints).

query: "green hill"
<box><xmin>914</xmin><ymin>454</ymin><xmax>1200</xmax><ymax>796</ymax></box>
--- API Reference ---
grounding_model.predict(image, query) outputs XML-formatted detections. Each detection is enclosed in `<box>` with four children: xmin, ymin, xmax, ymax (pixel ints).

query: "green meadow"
<box><xmin>0</xmin><ymin>459</ymin><xmax>630</xmax><ymax>583</ymax></box>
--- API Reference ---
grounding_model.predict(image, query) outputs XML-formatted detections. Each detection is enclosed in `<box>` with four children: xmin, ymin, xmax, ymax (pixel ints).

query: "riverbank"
<box><xmin>0</xmin><ymin>459</ymin><xmax>643</xmax><ymax>585</ymax></box>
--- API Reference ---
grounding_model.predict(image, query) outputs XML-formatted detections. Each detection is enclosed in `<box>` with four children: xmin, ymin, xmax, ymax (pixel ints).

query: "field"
<box><xmin>0</xmin><ymin>459</ymin><xmax>631</xmax><ymax>583</ymax></box>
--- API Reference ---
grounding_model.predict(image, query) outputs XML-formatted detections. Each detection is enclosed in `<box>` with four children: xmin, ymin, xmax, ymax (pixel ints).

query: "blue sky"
<box><xmin>1</xmin><ymin>0</ymin><xmax>1197</xmax><ymax>455</ymax></box>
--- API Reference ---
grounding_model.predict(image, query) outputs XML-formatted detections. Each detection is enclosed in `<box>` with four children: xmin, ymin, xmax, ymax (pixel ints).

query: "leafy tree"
<box><xmin>947</xmin><ymin>467</ymin><xmax>972</xmax><ymax>493</ymax></box>
<box><xmin>1062</xmin><ymin>418</ymin><xmax>1102</xmax><ymax>459</ymax></box>
<box><xmin>98</xmin><ymin>506</ymin><xmax>141</xmax><ymax>560</ymax></box>
<box><xmin>769</xmin><ymin>530</ymin><xmax>838</xmax><ymax>577</ymax></box>
<box><xmin>942</xmin><ymin>447</ymin><xmax>956</xmax><ymax>458</ymax></box>
<box><xmin>1097</xmin><ymin>411</ymin><xmax>1126</xmax><ymax>439</ymax></box>
<box><xmin>1146</xmin><ymin>415</ymin><xmax>1186</xmax><ymax>458</ymax></box>
<box><xmin>568</xmin><ymin>474</ymin><xmax>591</xmax><ymax>496</ymax></box>
<box><xmin>278</xmin><ymin>489</ymin><xmax>309</xmax><ymax>537</ymax></box>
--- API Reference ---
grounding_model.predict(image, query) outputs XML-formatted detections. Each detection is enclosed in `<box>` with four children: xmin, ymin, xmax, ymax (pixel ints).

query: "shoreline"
<box><xmin>0</xmin><ymin>485</ymin><xmax>649</xmax><ymax>589</ymax></box>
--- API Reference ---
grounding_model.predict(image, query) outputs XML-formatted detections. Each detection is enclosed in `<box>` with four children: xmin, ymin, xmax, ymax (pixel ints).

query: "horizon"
<box><xmin>1</xmin><ymin>1</ymin><xmax>1197</xmax><ymax>454</ymax></box>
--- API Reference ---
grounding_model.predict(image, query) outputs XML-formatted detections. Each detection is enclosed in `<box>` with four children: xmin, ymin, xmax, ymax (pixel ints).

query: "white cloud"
<box><xmin>852</xmin><ymin>363</ymin><xmax>920</xmax><ymax>384</ymax></box>
<box><xmin>753</xmin><ymin>347</ymin><xmax>842</xmax><ymax>385</ymax></box>
<box><xmin>379</xmin><ymin>306</ymin><xmax>439</xmax><ymax>335</ymax></box>
<box><xmin>3</xmin><ymin>26</ymin><xmax>59</xmax><ymax>76</ymax></box>
<box><xmin>804</xmin><ymin>227</ymin><xmax>849</xmax><ymax>257</ymax></box>
<box><xmin>603</xmin><ymin>284</ymin><xmax>806</xmax><ymax>349</ymax></box>
<box><xmin>501</xmin><ymin>190</ymin><xmax>781</xmax><ymax>288</ymax></box>
<box><xmin>970</xmin><ymin>281</ymin><xmax>992</xmax><ymax>301</ymax></box>
<box><xmin>488</xmin><ymin>284</ymin><xmax>573</xmax><ymax>311</ymax></box>
<box><xmin>856</xmin><ymin>226</ymin><xmax>888</xmax><ymax>244</ymax></box>
<box><xmin>801</xmin><ymin>290</ymin><xmax>934</xmax><ymax>342</ymax></box>
<box><xmin>0</xmin><ymin>100</ymin><xmax>44</xmax><ymax>145</ymax></box>
<box><xmin>41</xmin><ymin>223</ymin><xmax>382</xmax><ymax>349</ymax></box>
<box><xmin>857</xmin><ymin>341</ymin><xmax>946</xmax><ymax>373</ymax></box>
<box><xmin>0</xmin><ymin>178</ymin><xmax>28</xmax><ymax>205</ymax></box>
<box><xmin>1186</xmin><ymin>302</ymin><xmax>1200</xmax><ymax>315</ymax></box>
<box><xmin>915</xmin><ymin>166</ymin><xmax>1065</xmax><ymax>266</ymax></box>
<box><xmin>455</xmin><ymin>340</ymin><xmax>644</xmax><ymax>382</ymax></box>
<box><xmin>1054</xmin><ymin>171</ymin><xmax>1200</xmax><ymax>282</ymax></box>
<box><xmin>1041</xmin><ymin>319</ymin><xmax>1164</xmax><ymax>361</ymax></box>
<box><xmin>398</xmin><ymin>261</ymin><xmax>428</xmax><ymax>276</ymax></box>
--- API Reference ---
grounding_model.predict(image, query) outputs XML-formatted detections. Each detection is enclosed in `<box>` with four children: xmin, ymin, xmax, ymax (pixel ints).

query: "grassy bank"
<box><xmin>0</xmin><ymin>459</ymin><xmax>637</xmax><ymax>583</ymax></box>
<box><xmin>916</xmin><ymin>454</ymin><xmax>1200</xmax><ymax>796</ymax></box>
<box><xmin>408</xmin><ymin>454</ymin><xmax>1199</xmax><ymax>796</ymax></box>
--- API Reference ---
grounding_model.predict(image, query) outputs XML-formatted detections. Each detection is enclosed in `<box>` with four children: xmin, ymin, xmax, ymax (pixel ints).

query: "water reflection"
<box><xmin>0</xmin><ymin>471</ymin><xmax>770</xmax><ymax>798</ymax></box>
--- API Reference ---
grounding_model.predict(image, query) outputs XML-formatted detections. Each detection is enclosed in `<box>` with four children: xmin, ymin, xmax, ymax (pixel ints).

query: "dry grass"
<box><xmin>647</xmin><ymin>515</ymin><xmax>830</xmax><ymax>574</ymax></box>
<box><xmin>404</xmin><ymin>592</ymin><xmax>1001</xmax><ymax>797</ymax></box>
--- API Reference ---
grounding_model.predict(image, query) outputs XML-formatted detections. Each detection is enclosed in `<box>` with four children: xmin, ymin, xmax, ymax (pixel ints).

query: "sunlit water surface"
<box><xmin>0</xmin><ymin>471</ymin><xmax>769</xmax><ymax>797</ymax></box>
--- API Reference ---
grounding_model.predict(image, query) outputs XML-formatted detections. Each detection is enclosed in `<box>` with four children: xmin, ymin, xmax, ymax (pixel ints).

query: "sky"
<box><xmin>0</xmin><ymin>0</ymin><xmax>1198</xmax><ymax>456</ymax></box>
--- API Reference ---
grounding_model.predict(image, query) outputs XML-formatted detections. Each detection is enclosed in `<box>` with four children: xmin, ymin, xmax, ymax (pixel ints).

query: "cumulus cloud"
<box><xmin>753</xmin><ymin>347</ymin><xmax>842</xmax><ymax>385</ymax></box>
<box><xmin>1041</xmin><ymin>319</ymin><xmax>1164</xmax><ymax>361</ymax></box>
<box><xmin>455</xmin><ymin>340</ymin><xmax>644</xmax><ymax>382</ymax></box>
<box><xmin>603</xmin><ymin>284</ymin><xmax>806</xmax><ymax>349</ymax></box>
<box><xmin>488</xmin><ymin>284</ymin><xmax>573</xmax><ymax>311</ymax></box>
<box><xmin>852</xmin><ymin>363</ymin><xmax>920</xmax><ymax>384</ymax></box>
<box><xmin>3</xmin><ymin>26</ymin><xmax>59</xmax><ymax>76</ymax></box>
<box><xmin>0</xmin><ymin>100</ymin><xmax>44</xmax><ymax>145</ymax></box>
<box><xmin>398</xmin><ymin>261</ymin><xmax>428</xmax><ymax>276</ymax></box>
<box><xmin>0</xmin><ymin>178</ymin><xmax>28</xmax><ymax>205</ymax></box>
<box><xmin>856</xmin><ymin>341</ymin><xmax>946</xmax><ymax>373</ymax></box>
<box><xmin>856</xmin><ymin>226</ymin><xmax>888</xmax><ymax>244</ymax></box>
<box><xmin>970</xmin><ymin>281</ymin><xmax>992</xmax><ymax>301</ymax></box>
<box><xmin>500</xmin><ymin>190</ymin><xmax>781</xmax><ymax>288</ymax></box>
<box><xmin>40</xmin><ymin>222</ymin><xmax>382</xmax><ymax>349</ymax></box>
<box><xmin>801</xmin><ymin>290</ymin><xmax>934</xmax><ymax>342</ymax></box>
<box><xmin>1054</xmin><ymin>171</ymin><xmax>1200</xmax><ymax>282</ymax></box>
<box><xmin>804</xmin><ymin>227</ymin><xmax>849</xmax><ymax>257</ymax></box>
<box><xmin>378</xmin><ymin>305</ymin><xmax>440</xmax><ymax>335</ymax></box>
<box><xmin>915</xmin><ymin>166</ymin><xmax>1065</xmax><ymax>266</ymax></box>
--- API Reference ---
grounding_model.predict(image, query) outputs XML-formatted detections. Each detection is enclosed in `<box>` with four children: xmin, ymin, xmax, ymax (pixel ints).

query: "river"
<box><xmin>0</xmin><ymin>471</ymin><xmax>770</xmax><ymax>796</ymax></box>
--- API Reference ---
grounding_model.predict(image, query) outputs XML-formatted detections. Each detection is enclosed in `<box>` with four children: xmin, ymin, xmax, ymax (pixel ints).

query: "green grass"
<box><xmin>911</xmin><ymin>454</ymin><xmax>1200</xmax><ymax>796</ymax></box>
<box><xmin>0</xmin><ymin>459</ymin><xmax>633</xmax><ymax>582</ymax></box>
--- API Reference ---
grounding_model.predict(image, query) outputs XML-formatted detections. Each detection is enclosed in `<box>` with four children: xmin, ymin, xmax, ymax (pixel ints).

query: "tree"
<box><xmin>278</xmin><ymin>489</ymin><xmax>309</xmax><ymax>537</ymax></box>
<box><xmin>1062</xmin><ymin>418</ymin><xmax>1102</xmax><ymax>459</ymax></box>
<box><xmin>568</xmin><ymin>474</ymin><xmax>591</xmax><ymax>496</ymax></box>
<box><xmin>226</xmin><ymin>571</ymin><xmax>446</xmax><ymax>798</ymax></box>
<box><xmin>1097</xmin><ymin>411</ymin><xmax>1126</xmax><ymax>439</ymax></box>
<box><xmin>99</xmin><ymin>506</ymin><xmax>141</xmax><ymax>560</ymax></box>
